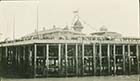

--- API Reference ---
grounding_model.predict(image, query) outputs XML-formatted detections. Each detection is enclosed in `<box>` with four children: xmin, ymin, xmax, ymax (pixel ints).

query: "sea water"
<box><xmin>1</xmin><ymin>75</ymin><xmax>140</xmax><ymax>81</ymax></box>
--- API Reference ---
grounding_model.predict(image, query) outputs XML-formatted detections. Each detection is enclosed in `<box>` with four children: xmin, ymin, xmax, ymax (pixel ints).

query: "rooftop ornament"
<box><xmin>100</xmin><ymin>25</ymin><xmax>108</xmax><ymax>31</ymax></box>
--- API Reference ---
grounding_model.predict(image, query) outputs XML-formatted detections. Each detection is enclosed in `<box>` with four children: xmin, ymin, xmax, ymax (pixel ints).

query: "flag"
<box><xmin>73</xmin><ymin>10</ymin><xmax>79</xmax><ymax>13</ymax></box>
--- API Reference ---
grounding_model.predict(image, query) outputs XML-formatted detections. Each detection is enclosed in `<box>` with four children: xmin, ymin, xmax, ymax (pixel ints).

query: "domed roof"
<box><xmin>90</xmin><ymin>25</ymin><xmax>122</xmax><ymax>38</ymax></box>
<box><xmin>100</xmin><ymin>25</ymin><xmax>108</xmax><ymax>31</ymax></box>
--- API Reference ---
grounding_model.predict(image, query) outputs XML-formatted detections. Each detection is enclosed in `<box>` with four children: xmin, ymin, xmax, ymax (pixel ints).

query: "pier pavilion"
<box><xmin>0</xmin><ymin>18</ymin><xmax>140</xmax><ymax>78</ymax></box>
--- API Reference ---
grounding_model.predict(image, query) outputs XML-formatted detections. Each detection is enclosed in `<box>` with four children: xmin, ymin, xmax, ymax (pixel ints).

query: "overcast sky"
<box><xmin>0</xmin><ymin>0</ymin><xmax>139</xmax><ymax>40</ymax></box>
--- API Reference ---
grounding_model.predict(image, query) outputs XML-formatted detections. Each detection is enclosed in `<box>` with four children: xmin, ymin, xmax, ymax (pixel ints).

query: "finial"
<box><xmin>73</xmin><ymin>9</ymin><xmax>79</xmax><ymax>19</ymax></box>
<box><xmin>100</xmin><ymin>25</ymin><xmax>108</xmax><ymax>31</ymax></box>
<box><xmin>42</xmin><ymin>27</ymin><xmax>46</xmax><ymax>31</ymax></box>
<box><xmin>64</xmin><ymin>25</ymin><xmax>69</xmax><ymax>30</ymax></box>
<box><xmin>53</xmin><ymin>25</ymin><xmax>56</xmax><ymax>29</ymax></box>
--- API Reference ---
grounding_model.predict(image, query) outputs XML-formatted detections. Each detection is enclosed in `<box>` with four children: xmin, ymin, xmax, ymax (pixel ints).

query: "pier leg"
<box><xmin>107</xmin><ymin>44</ymin><xmax>110</xmax><ymax>75</ymax></box>
<box><xmin>75</xmin><ymin>44</ymin><xmax>78</xmax><ymax>76</ymax></box>
<box><xmin>122</xmin><ymin>45</ymin><xmax>126</xmax><ymax>74</ymax></box>
<box><xmin>23</xmin><ymin>46</ymin><xmax>26</xmax><ymax>74</ymax></box>
<box><xmin>65</xmin><ymin>44</ymin><xmax>68</xmax><ymax>76</ymax></box>
<box><xmin>93</xmin><ymin>43</ymin><xmax>96</xmax><ymax>75</ymax></box>
<box><xmin>136</xmin><ymin>45</ymin><xmax>139</xmax><ymax>74</ymax></box>
<box><xmin>99</xmin><ymin>44</ymin><xmax>102</xmax><ymax>75</ymax></box>
<box><xmin>34</xmin><ymin>44</ymin><xmax>37</xmax><ymax>78</ymax></box>
<box><xmin>46</xmin><ymin>44</ymin><xmax>49</xmax><ymax>77</ymax></box>
<box><xmin>3</xmin><ymin>47</ymin><xmax>8</xmax><ymax>76</ymax></box>
<box><xmin>58</xmin><ymin>44</ymin><xmax>61</xmax><ymax>76</ymax></box>
<box><xmin>113</xmin><ymin>44</ymin><xmax>116</xmax><ymax>75</ymax></box>
<box><xmin>128</xmin><ymin>45</ymin><xmax>131</xmax><ymax>74</ymax></box>
<box><xmin>82</xmin><ymin>43</ymin><xmax>84</xmax><ymax>75</ymax></box>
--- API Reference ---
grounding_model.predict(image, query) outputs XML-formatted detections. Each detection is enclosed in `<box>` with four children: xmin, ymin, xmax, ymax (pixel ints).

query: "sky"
<box><xmin>0</xmin><ymin>0</ymin><xmax>139</xmax><ymax>41</ymax></box>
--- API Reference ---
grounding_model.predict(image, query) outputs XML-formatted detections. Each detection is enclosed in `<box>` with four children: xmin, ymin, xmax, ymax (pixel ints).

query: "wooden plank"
<box><xmin>122</xmin><ymin>45</ymin><xmax>126</xmax><ymax>74</ymax></box>
<box><xmin>107</xmin><ymin>44</ymin><xmax>110</xmax><ymax>75</ymax></box>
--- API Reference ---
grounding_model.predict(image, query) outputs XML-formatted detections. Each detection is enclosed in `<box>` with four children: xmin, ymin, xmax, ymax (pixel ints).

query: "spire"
<box><xmin>72</xmin><ymin>10</ymin><xmax>84</xmax><ymax>32</ymax></box>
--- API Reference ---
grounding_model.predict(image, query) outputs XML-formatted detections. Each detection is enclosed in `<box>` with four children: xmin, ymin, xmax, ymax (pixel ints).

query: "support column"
<box><xmin>93</xmin><ymin>43</ymin><xmax>96</xmax><ymax>75</ymax></box>
<box><xmin>0</xmin><ymin>47</ymin><xmax>2</xmax><ymax>76</ymax></box>
<box><xmin>99</xmin><ymin>44</ymin><xmax>102</xmax><ymax>75</ymax></box>
<box><xmin>23</xmin><ymin>46</ymin><xmax>26</xmax><ymax>73</ymax></box>
<box><xmin>113</xmin><ymin>44</ymin><xmax>116</xmax><ymax>75</ymax></box>
<box><xmin>136</xmin><ymin>45</ymin><xmax>139</xmax><ymax>74</ymax></box>
<box><xmin>82</xmin><ymin>43</ymin><xmax>84</xmax><ymax>75</ymax></box>
<box><xmin>4</xmin><ymin>46</ymin><xmax>8</xmax><ymax>75</ymax></box>
<box><xmin>46</xmin><ymin>44</ymin><xmax>49</xmax><ymax>77</ymax></box>
<box><xmin>29</xmin><ymin>46</ymin><xmax>32</xmax><ymax>66</ymax></box>
<box><xmin>5</xmin><ymin>47</ymin><xmax>7</xmax><ymax>63</ymax></box>
<box><xmin>107</xmin><ymin>44</ymin><xmax>110</xmax><ymax>75</ymax></box>
<box><xmin>0</xmin><ymin>47</ymin><xmax>1</xmax><ymax>63</ymax></box>
<box><xmin>122</xmin><ymin>45</ymin><xmax>126</xmax><ymax>74</ymax></box>
<box><xmin>75</xmin><ymin>44</ymin><xmax>78</xmax><ymax>76</ymax></box>
<box><xmin>65</xmin><ymin>44</ymin><xmax>68</xmax><ymax>76</ymax></box>
<box><xmin>58</xmin><ymin>44</ymin><xmax>61</xmax><ymax>76</ymax></box>
<box><xmin>128</xmin><ymin>44</ymin><xmax>131</xmax><ymax>74</ymax></box>
<box><xmin>15</xmin><ymin>46</ymin><xmax>18</xmax><ymax>74</ymax></box>
<box><xmin>34</xmin><ymin>44</ymin><xmax>37</xmax><ymax>78</ymax></box>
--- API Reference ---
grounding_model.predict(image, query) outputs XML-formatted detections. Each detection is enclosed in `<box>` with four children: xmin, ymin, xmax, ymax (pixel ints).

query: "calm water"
<box><xmin>1</xmin><ymin>75</ymin><xmax>140</xmax><ymax>81</ymax></box>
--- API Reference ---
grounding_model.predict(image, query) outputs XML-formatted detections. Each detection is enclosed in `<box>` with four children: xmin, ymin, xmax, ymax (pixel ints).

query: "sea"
<box><xmin>1</xmin><ymin>75</ymin><xmax>139</xmax><ymax>81</ymax></box>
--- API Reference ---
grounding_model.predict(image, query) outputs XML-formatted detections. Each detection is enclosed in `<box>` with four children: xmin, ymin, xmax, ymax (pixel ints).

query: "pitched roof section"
<box><xmin>72</xmin><ymin>19</ymin><xmax>84</xmax><ymax>32</ymax></box>
<box><xmin>21</xmin><ymin>27</ymin><xmax>85</xmax><ymax>40</ymax></box>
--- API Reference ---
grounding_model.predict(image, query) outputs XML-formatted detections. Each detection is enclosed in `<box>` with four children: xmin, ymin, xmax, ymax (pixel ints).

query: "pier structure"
<box><xmin>0</xmin><ymin>18</ymin><xmax>140</xmax><ymax>78</ymax></box>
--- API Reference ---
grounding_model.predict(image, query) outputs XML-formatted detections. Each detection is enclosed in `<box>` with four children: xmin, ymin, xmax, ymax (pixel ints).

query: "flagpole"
<box><xmin>36</xmin><ymin>5</ymin><xmax>39</xmax><ymax>39</ymax></box>
<box><xmin>13</xmin><ymin>16</ymin><xmax>15</xmax><ymax>42</ymax></box>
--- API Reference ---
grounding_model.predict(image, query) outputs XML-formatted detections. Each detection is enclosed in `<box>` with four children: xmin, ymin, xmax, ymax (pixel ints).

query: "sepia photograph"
<box><xmin>0</xmin><ymin>0</ymin><xmax>139</xmax><ymax>81</ymax></box>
